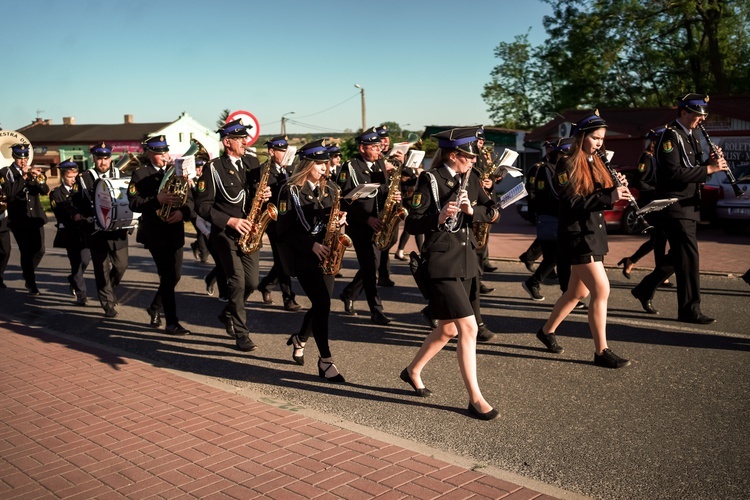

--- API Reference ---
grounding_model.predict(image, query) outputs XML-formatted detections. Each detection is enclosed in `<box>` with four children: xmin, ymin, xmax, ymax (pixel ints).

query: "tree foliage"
<box><xmin>216</xmin><ymin>109</ymin><xmax>230</xmax><ymax>129</ymax></box>
<box><xmin>483</xmin><ymin>0</ymin><xmax>750</xmax><ymax>128</ymax></box>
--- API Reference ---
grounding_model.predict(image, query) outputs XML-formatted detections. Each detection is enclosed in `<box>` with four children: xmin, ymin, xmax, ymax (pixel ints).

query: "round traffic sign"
<box><xmin>226</xmin><ymin>110</ymin><xmax>260</xmax><ymax>146</ymax></box>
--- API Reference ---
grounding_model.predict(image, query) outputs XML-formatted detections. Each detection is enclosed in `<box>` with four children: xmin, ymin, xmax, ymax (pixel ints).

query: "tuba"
<box><xmin>372</xmin><ymin>133</ymin><xmax>420</xmax><ymax>250</ymax></box>
<box><xmin>320</xmin><ymin>185</ymin><xmax>352</xmax><ymax>275</ymax></box>
<box><xmin>155</xmin><ymin>139</ymin><xmax>208</xmax><ymax>221</ymax></box>
<box><xmin>237</xmin><ymin>160</ymin><xmax>278</xmax><ymax>254</ymax></box>
<box><xmin>473</xmin><ymin>144</ymin><xmax>497</xmax><ymax>250</ymax></box>
<box><xmin>115</xmin><ymin>152</ymin><xmax>145</xmax><ymax>174</ymax></box>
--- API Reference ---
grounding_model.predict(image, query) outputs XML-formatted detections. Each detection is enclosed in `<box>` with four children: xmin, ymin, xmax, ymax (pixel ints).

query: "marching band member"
<box><xmin>0</xmin><ymin>143</ymin><xmax>48</xmax><ymax>295</ymax></box>
<box><xmin>72</xmin><ymin>142</ymin><xmax>129</xmax><ymax>317</ymax></box>
<box><xmin>50</xmin><ymin>160</ymin><xmax>90</xmax><ymax>305</ymax></box>
<box><xmin>337</xmin><ymin>126</ymin><xmax>401</xmax><ymax>325</ymax></box>
<box><xmin>327</xmin><ymin>144</ymin><xmax>343</xmax><ymax>180</ymax></box>
<box><xmin>257</xmin><ymin>135</ymin><xmax>300</xmax><ymax>311</ymax></box>
<box><xmin>401</xmin><ymin>127</ymin><xmax>500</xmax><ymax>420</ymax></box>
<box><xmin>195</xmin><ymin>119</ymin><xmax>271</xmax><ymax>352</ymax></box>
<box><xmin>535</xmin><ymin>111</ymin><xmax>631</xmax><ymax>368</ymax></box>
<box><xmin>276</xmin><ymin>139</ymin><xmax>347</xmax><ymax>383</ymax></box>
<box><xmin>128</xmin><ymin>136</ymin><xmax>193</xmax><ymax>335</ymax></box>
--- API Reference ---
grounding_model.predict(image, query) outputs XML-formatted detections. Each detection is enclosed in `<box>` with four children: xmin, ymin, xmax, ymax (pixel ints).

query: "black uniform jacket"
<box><xmin>276</xmin><ymin>182</ymin><xmax>337</xmax><ymax>277</ymax></box>
<box><xmin>195</xmin><ymin>154</ymin><xmax>261</xmax><ymax>240</ymax></box>
<box><xmin>72</xmin><ymin>169</ymin><xmax>129</xmax><ymax>248</ymax></box>
<box><xmin>336</xmin><ymin>155</ymin><xmax>389</xmax><ymax>226</ymax></box>
<box><xmin>128</xmin><ymin>163</ymin><xmax>193</xmax><ymax>250</ymax></box>
<box><xmin>0</xmin><ymin>164</ymin><xmax>49</xmax><ymax>228</ymax></box>
<box><xmin>635</xmin><ymin>151</ymin><xmax>658</xmax><ymax>205</ymax></box>
<box><xmin>525</xmin><ymin>161</ymin><xmax>548</xmax><ymax>216</ymax></box>
<box><xmin>0</xmin><ymin>167</ymin><xmax>11</xmax><ymax>233</ymax></box>
<box><xmin>554</xmin><ymin>157</ymin><xmax>615</xmax><ymax>259</ymax></box>
<box><xmin>654</xmin><ymin>121</ymin><xmax>708</xmax><ymax>221</ymax></box>
<box><xmin>260</xmin><ymin>160</ymin><xmax>289</xmax><ymax>236</ymax></box>
<box><xmin>50</xmin><ymin>184</ymin><xmax>84</xmax><ymax>249</ymax></box>
<box><xmin>405</xmin><ymin>165</ymin><xmax>497</xmax><ymax>280</ymax></box>
<box><xmin>532</xmin><ymin>162</ymin><xmax>560</xmax><ymax>217</ymax></box>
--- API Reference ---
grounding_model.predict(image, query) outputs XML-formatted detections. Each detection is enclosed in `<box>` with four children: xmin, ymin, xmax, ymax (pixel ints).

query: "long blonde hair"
<box><xmin>288</xmin><ymin>158</ymin><xmax>329</xmax><ymax>193</ymax></box>
<box><xmin>564</xmin><ymin>130</ymin><xmax>613</xmax><ymax>196</ymax></box>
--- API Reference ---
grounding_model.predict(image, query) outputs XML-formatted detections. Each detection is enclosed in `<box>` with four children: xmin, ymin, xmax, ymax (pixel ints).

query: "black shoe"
<box><xmin>0</xmin><ymin>279</ymin><xmax>6</xmax><ymax>289</ymax></box>
<box><xmin>479</xmin><ymin>283</ymin><xmax>494</xmax><ymax>295</ymax></box>
<box><xmin>594</xmin><ymin>348</ymin><xmax>631</xmax><ymax>368</ymax></box>
<box><xmin>477</xmin><ymin>323</ymin><xmax>495</xmax><ymax>342</ymax></box>
<box><xmin>483</xmin><ymin>264</ymin><xmax>498</xmax><ymax>273</ymax></box>
<box><xmin>378</xmin><ymin>277</ymin><xmax>395</xmax><ymax>287</ymax></box>
<box><xmin>677</xmin><ymin>314</ymin><xmax>716</xmax><ymax>325</ymax></box>
<box><xmin>284</xmin><ymin>298</ymin><xmax>302</xmax><ymax>311</ymax></box>
<box><xmin>259</xmin><ymin>287</ymin><xmax>273</xmax><ymax>304</ymax></box>
<box><xmin>165</xmin><ymin>323</ymin><xmax>190</xmax><ymax>335</ymax></box>
<box><xmin>318</xmin><ymin>358</ymin><xmax>345</xmax><ymax>383</ymax></box>
<box><xmin>536</xmin><ymin>328</ymin><xmax>564</xmax><ymax>353</ymax></box>
<box><xmin>339</xmin><ymin>293</ymin><xmax>357</xmax><ymax>316</ymax></box>
<box><xmin>522</xmin><ymin>278</ymin><xmax>545</xmax><ymax>301</ymax></box>
<box><xmin>286</xmin><ymin>334</ymin><xmax>305</xmax><ymax>366</ymax></box>
<box><xmin>146</xmin><ymin>307</ymin><xmax>162</xmax><ymax>327</ymax></box>
<box><xmin>617</xmin><ymin>257</ymin><xmax>634</xmax><ymax>279</ymax></box>
<box><xmin>204</xmin><ymin>275</ymin><xmax>215</xmax><ymax>296</ymax></box>
<box><xmin>468</xmin><ymin>403</ymin><xmax>500</xmax><ymax>421</ymax></box>
<box><xmin>25</xmin><ymin>282</ymin><xmax>41</xmax><ymax>295</ymax></box>
<box><xmin>75</xmin><ymin>293</ymin><xmax>88</xmax><ymax>306</ymax></box>
<box><xmin>421</xmin><ymin>306</ymin><xmax>438</xmax><ymax>329</ymax></box>
<box><xmin>659</xmin><ymin>280</ymin><xmax>674</xmax><ymax>288</ymax></box>
<box><xmin>191</xmin><ymin>241</ymin><xmax>200</xmax><ymax>261</ymax></box>
<box><xmin>236</xmin><ymin>335</ymin><xmax>257</xmax><ymax>352</ymax></box>
<box><xmin>371</xmin><ymin>311</ymin><xmax>392</xmax><ymax>325</ymax></box>
<box><xmin>103</xmin><ymin>306</ymin><xmax>118</xmax><ymax>318</ymax></box>
<box><xmin>631</xmin><ymin>289</ymin><xmax>658</xmax><ymax>314</ymax></box>
<box><xmin>400</xmin><ymin>368</ymin><xmax>432</xmax><ymax>397</ymax></box>
<box><xmin>218</xmin><ymin>314</ymin><xmax>235</xmax><ymax>338</ymax></box>
<box><xmin>394</xmin><ymin>251</ymin><xmax>408</xmax><ymax>261</ymax></box>
<box><xmin>68</xmin><ymin>283</ymin><xmax>76</xmax><ymax>297</ymax></box>
<box><xmin>519</xmin><ymin>253</ymin><xmax>536</xmax><ymax>272</ymax></box>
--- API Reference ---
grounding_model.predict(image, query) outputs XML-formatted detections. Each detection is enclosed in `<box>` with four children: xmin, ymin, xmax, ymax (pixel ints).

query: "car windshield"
<box><xmin>732</xmin><ymin>165</ymin><xmax>750</xmax><ymax>183</ymax></box>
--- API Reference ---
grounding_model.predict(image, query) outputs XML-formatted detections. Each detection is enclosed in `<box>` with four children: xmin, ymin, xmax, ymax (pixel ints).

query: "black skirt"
<box><xmin>429</xmin><ymin>277</ymin><xmax>476</xmax><ymax>320</ymax></box>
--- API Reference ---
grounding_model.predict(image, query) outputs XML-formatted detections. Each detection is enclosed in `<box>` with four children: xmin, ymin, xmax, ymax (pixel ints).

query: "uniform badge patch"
<box><xmin>128</xmin><ymin>183</ymin><xmax>137</xmax><ymax>196</ymax></box>
<box><xmin>557</xmin><ymin>172</ymin><xmax>569</xmax><ymax>186</ymax></box>
<box><xmin>197</xmin><ymin>180</ymin><xmax>205</xmax><ymax>193</ymax></box>
<box><xmin>638</xmin><ymin>162</ymin><xmax>646</xmax><ymax>172</ymax></box>
<box><xmin>662</xmin><ymin>140</ymin><xmax>673</xmax><ymax>153</ymax></box>
<box><xmin>537</xmin><ymin>180</ymin><xmax>545</xmax><ymax>190</ymax></box>
<box><xmin>339</xmin><ymin>171</ymin><xmax>347</xmax><ymax>183</ymax></box>
<box><xmin>529</xmin><ymin>176</ymin><xmax>536</xmax><ymax>185</ymax></box>
<box><xmin>279</xmin><ymin>200</ymin><xmax>287</xmax><ymax>214</ymax></box>
<box><xmin>411</xmin><ymin>193</ymin><xmax>423</xmax><ymax>208</ymax></box>
<box><xmin>50</xmin><ymin>199</ymin><xmax>56</xmax><ymax>208</ymax></box>
<box><xmin>447</xmin><ymin>179</ymin><xmax>455</xmax><ymax>188</ymax></box>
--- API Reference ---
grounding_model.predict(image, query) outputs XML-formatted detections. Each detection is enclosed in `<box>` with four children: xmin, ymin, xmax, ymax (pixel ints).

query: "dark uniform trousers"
<box><xmin>211</xmin><ymin>231</ymin><xmax>259</xmax><ymax>336</ymax></box>
<box><xmin>50</xmin><ymin>186</ymin><xmax>90</xmax><ymax>295</ymax></box>
<box><xmin>258</xmin><ymin>223</ymin><xmax>294</xmax><ymax>301</ymax></box>
<box><xmin>0</xmin><ymin>223</ymin><xmax>11</xmax><ymax>285</ymax></box>
<box><xmin>296</xmin><ymin>270</ymin><xmax>335</xmax><ymax>359</ymax></box>
<box><xmin>341</xmin><ymin>223</ymin><xmax>384</xmax><ymax>314</ymax></box>
<box><xmin>89</xmin><ymin>236</ymin><xmax>128</xmax><ymax>308</ymax></box>
<box><xmin>148</xmin><ymin>246</ymin><xmax>184</xmax><ymax>325</ymax></box>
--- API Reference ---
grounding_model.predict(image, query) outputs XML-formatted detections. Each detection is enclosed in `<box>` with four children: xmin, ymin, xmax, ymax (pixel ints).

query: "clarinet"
<box><xmin>596</xmin><ymin>150</ymin><xmax>653</xmax><ymax>234</ymax></box>
<box><xmin>697</xmin><ymin>123</ymin><xmax>743</xmax><ymax>197</ymax></box>
<box><xmin>445</xmin><ymin>170</ymin><xmax>470</xmax><ymax>231</ymax></box>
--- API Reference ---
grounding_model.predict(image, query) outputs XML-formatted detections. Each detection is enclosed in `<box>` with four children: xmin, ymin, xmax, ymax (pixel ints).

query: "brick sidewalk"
<box><xmin>0</xmin><ymin>321</ymin><xmax>558</xmax><ymax>499</ymax></box>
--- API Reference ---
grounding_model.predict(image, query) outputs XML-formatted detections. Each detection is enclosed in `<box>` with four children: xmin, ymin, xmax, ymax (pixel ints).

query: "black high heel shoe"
<box><xmin>468</xmin><ymin>402</ymin><xmax>500</xmax><ymax>421</ymax></box>
<box><xmin>318</xmin><ymin>358</ymin><xmax>345</xmax><ymax>383</ymax></box>
<box><xmin>617</xmin><ymin>257</ymin><xmax>634</xmax><ymax>279</ymax></box>
<box><xmin>399</xmin><ymin>368</ymin><xmax>432</xmax><ymax>398</ymax></box>
<box><xmin>286</xmin><ymin>334</ymin><xmax>305</xmax><ymax>366</ymax></box>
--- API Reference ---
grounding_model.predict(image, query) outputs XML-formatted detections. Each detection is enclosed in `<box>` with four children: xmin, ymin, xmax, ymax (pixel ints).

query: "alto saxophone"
<box><xmin>157</xmin><ymin>166</ymin><xmax>189</xmax><ymax>221</ymax></box>
<box><xmin>320</xmin><ymin>186</ymin><xmax>352</xmax><ymax>275</ymax></box>
<box><xmin>473</xmin><ymin>146</ymin><xmax>496</xmax><ymax>250</ymax></box>
<box><xmin>237</xmin><ymin>160</ymin><xmax>278</xmax><ymax>254</ymax></box>
<box><xmin>372</xmin><ymin>157</ymin><xmax>407</xmax><ymax>250</ymax></box>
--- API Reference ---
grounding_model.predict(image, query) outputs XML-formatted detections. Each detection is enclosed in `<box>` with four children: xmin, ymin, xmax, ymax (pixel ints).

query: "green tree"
<box><xmin>216</xmin><ymin>109</ymin><xmax>230</xmax><ymax>129</ymax></box>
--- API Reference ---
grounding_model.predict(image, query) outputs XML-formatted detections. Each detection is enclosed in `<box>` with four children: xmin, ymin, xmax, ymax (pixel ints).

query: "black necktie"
<box><xmin>313</xmin><ymin>186</ymin><xmax>320</xmax><ymax>198</ymax></box>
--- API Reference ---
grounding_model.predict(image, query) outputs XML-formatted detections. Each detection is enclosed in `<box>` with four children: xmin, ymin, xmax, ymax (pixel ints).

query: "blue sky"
<box><xmin>2</xmin><ymin>0</ymin><xmax>552</xmax><ymax>136</ymax></box>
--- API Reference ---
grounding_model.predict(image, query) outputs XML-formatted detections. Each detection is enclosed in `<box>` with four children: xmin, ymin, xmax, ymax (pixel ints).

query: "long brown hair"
<box><xmin>288</xmin><ymin>158</ymin><xmax>329</xmax><ymax>193</ymax></box>
<box><xmin>564</xmin><ymin>130</ymin><xmax>613</xmax><ymax>196</ymax></box>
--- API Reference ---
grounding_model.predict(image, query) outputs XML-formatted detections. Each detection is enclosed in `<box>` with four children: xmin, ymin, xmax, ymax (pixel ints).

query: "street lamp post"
<box><xmin>281</xmin><ymin>111</ymin><xmax>295</xmax><ymax>135</ymax></box>
<box><xmin>354</xmin><ymin>84</ymin><xmax>366</xmax><ymax>132</ymax></box>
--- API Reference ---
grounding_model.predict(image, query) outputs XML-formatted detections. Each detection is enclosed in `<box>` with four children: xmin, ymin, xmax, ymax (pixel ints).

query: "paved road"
<box><xmin>1</xmin><ymin>215</ymin><xmax>748</xmax><ymax>499</ymax></box>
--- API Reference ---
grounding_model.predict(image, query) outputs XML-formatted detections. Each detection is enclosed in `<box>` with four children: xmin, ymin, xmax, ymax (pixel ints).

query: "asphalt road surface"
<box><xmin>1</xmin><ymin>223</ymin><xmax>748</xmax><ymax>499</ymax></box>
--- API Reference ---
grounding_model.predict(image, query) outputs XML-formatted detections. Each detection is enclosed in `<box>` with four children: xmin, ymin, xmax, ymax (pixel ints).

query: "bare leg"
<box><xmin>407</xmin><ymin>320</ymin><xmax>457</xmax><ymax>389</ymax></box>
<box><xmin>543</xmin><ymin>267</ymin><xmax>590</xmax><ymax>335</ymax></box>
<box><xmin>454</xmin><ymin>315</ymin><xmax>492</xmax><ymax>413</ymax></box>
<box><xmin>573</xmin><ymin>261</ymin><xmax>611</xmax><ymax>353</ymax></box>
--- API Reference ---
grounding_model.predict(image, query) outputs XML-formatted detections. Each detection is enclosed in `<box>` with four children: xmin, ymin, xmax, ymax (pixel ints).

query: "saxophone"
<box><xmin>157</xmin><ymin>166</ymin><xmax>189</xmax><ymax>221</ymax></box>
<box><xmin>473</xmin><ymin>146</ymin><xmax>496</xmax><ymax>250</ymax></box>
<box><xmin>237</xmin><ymin>160</ymin><xmax>278</xmax><ymax>254</ymax></box>
<box><xmin>372</xmin><ymin>157</ymin><xmax>407</xmax><ymax>250</ymax></box>
<box><xmin>320</xmin><ymin>186</ymin><xmax>352</xmax><ymax>275</ymax></box>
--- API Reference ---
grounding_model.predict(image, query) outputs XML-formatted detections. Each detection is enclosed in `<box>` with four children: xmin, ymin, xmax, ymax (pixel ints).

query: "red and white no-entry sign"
<box><xmin>226</xmin><ymin>110</ymin><xmax>260</xmax><ymax>146</ymax></box>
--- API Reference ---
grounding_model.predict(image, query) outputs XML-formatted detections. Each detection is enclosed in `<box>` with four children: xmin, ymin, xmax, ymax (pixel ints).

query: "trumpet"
<box><xmin>26</xmin><ymin>168</ymin><xmax>47</xmax><ymax>184</ymax></box>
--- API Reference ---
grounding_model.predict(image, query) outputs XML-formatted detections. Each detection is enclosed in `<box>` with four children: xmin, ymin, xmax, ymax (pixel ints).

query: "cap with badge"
<box><xmin>297</xmin><ymin>139</ymin><xmax>330</xmax><ymax>161</ymax></box>
<box><xmin>265</xmin><ymin>135</ymin><xmax>289</xmax><ymax>150</ymax></box>
<box><xmin>357</xmin><ymin>126</ymin><xmax>381</xmax><ymax>145</ymax></box>
<box><xmin>476</xmin><ymin>126</ymin><xmax>486</xmax><ymax>141</ymax></box>
<box><xmin>554</xmin><ymin>137</ymin><xmax>576</xmax><ymax>153</ymax></box>
<box><xmin>431</xmin><ymin>127</ymin><xmax>481</xmax><ymax>156</ymax></box>
<box><xmin>11</xmin><ymin>143</ymin><xmax>30</xmax><ymax>159</ymax></box>
<box><xmin>677</xmin><ymin>93</ymin><xmax>709</xmax><ymax>115</ymax></box>
<box><xmin>58</xmin><ymin>159</ymin><xmax>79</xmax><ymax>171</ymax></box>
<box><xmin>142</xmin><ymin>135</ymin><xmax>169</xmax><ymax>153</ymax></box>
<box><xmin>218</xmin><ymin>118</ymin><xmax>251</xmax><ymax>138</ymax></box>
<box><xmin>89</xmin><ymin>142</ymin><xmax>113</xmax><ymax>158</ymax></box>
<box><xmin>570</xmin><ymin>110</ymin><xmax>608</xmax><ymax>136</ymax></box>
<box><xmin>376</xmin><ymin>125</ymin><xmax>389</xmax><ymax>138</ymax></box>
<box><xmin>646</xmin><ymin>126</ymin><xmax>667</xmax><ymax>141</ymax></box>
<box><xmin>327</xmin><ymin>144</ymin><xmax>341</xmax><ymax>157</ymax></box>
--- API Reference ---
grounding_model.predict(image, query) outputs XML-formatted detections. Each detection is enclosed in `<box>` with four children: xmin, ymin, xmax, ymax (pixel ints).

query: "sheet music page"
<box><xmin>404</xmin><ymin>150</ymin><xmax>425</xmax><ymax>170</ymax></box>
<box><xmin>343</xmin><ymin>183</ymin><xmax>380</xmax><ymax>201</ymax></box>
<box><xmin>174</xmin><ymin>155</ymin><xmax>196</xmax><ymax>179</ymax></box>
<box><xmin>499</xmin><ymin>182</ymin><xmax>528</xmax><ymax>209</ymax></box>
<box><xmin>281</xmin><ymin>146</ymin><xmax>297</xmax><ymax>167</ymax></box>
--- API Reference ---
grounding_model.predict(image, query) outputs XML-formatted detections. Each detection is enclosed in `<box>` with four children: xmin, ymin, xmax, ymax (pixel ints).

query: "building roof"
<box><xmin>18</xmin><ymin>122</ymin><xmax>171</xmax><ymax>144</ymax></box>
